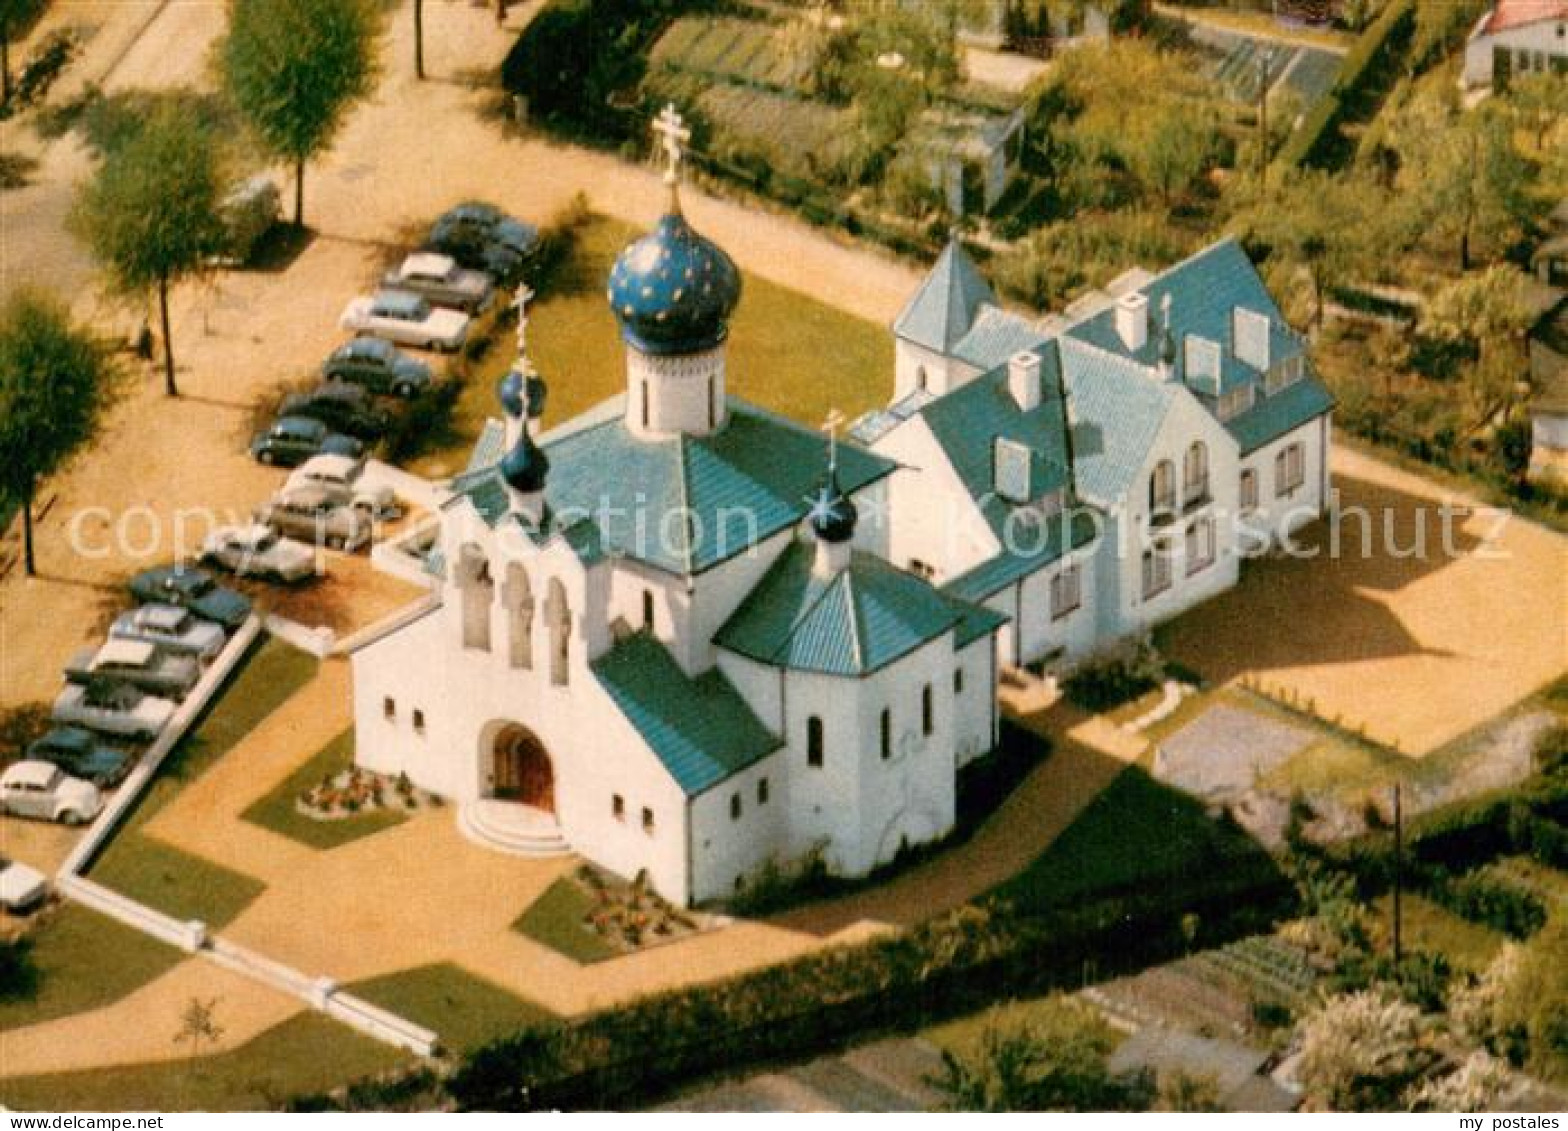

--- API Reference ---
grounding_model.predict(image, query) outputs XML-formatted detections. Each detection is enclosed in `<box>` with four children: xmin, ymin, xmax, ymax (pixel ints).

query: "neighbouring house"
<box><xmin>1462</xmin><ymin>0</ymin><xmax>1568</xmax><ymax>90</ymax></box>
<box><xmin>1534</xmin><ymin>199</ymin><xmax>1568</xmax><ymax>287</ymax></box>
<box><xmin>349</xmin><ymin>112</ymin><xmax>1004</xmax><ymax>907</ymax></box>
<box><xmin>1528</xmin><ymin>289</ymin><xmax>1568</xmax><ymax>481</ymax></box>
<box><xmin>855</xmin><ymin>236</ymin><xmax>1333</xmax><ymax>669</ymax></box>
<box><xmin>903</xmin><ymin>106</ymin><xmax>1026</xmax><ymax>216</ymax></box>
<box><xmin>943</xmin><ymin>0</ymin><xmax>1115</xmax><ymax>50</ymax></box>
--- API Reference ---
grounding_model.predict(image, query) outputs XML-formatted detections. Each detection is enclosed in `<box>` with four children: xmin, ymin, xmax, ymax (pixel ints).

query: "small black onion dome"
<box><xmin>500</xmin><ymin>430</ymin><xmax>549</xmax><ymax>494</ymax></box>
<box><xmin>607</xmin><ymin>212</ymin><xmax>741</xmax><ymax>356</ymax></box>
<box><xmin>808</xmin><ymin>470</ymin><xmax>857</xmax><ymax>544</ymax></box>
<box><xmin>498</xmin><ymin>370</ymin><xmax>526</xmax><ymax>417</ymax></box>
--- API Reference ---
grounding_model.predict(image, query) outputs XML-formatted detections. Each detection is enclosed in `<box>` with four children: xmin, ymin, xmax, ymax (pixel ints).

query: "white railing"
<box><xmin>51</xmin><ymin>619</ymin><xmax>441</xmax><ymax>1060</ymax></box>
<box><xmin>262</xmin><ymin>613</ymin><xmax>336</xmax><ymax>658</ymax></box>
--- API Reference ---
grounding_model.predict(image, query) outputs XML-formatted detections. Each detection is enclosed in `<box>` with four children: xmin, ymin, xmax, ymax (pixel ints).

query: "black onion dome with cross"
<box><xmin>498</xmin><ymin>285</ymin><xmax>550</xmax><ymax>495</ymax></box>
<box><xmin>607</xmin><ymin>104</ymin><xmax>741</xmax><ymax>356</ymax></box>
<box><xmin>806</xmin><ymin>409</ymin><xmax>857</xmax><ymax>544</ymax></box>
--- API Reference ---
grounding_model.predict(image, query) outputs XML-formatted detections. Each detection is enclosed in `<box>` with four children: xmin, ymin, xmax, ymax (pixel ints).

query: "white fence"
<box><xmin>53</xmin><ymin>619</ymin><xmax>441</xmax><ymax>1060</ymax></box>
<box><xmin>262</xmin><ymin>613</ymin><xmax>336</xmax><ymax>658</ymax></box>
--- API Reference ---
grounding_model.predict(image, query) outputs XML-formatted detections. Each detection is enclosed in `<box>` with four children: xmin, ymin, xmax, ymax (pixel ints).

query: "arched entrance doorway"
<box><xmin>489</xmin><ymin>724</ymin><xmax>555</xmax><ymax>812</ymax></box>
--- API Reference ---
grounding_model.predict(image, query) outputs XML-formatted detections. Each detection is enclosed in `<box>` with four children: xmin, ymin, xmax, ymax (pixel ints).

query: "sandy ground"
<box><xmin>1162</xmin><ymin>445</ymin><xmax>1568</xmax><ymax>756</ymax></box>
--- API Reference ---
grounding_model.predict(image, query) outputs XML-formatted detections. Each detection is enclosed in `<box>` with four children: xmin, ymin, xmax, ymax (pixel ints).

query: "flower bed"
<box><xmin>297</xmin><ymin>768</ymin><xmax>439</xmax><ymax>822</ymax></box>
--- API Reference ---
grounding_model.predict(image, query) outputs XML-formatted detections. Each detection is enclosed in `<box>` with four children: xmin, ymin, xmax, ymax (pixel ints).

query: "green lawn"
<box><xmin>86</xmin><ymin>637</ymin><xmax>316</xmax><ymax>926</ymax></box>
<box><xmin>0</xmin><ymin>1012</ymin><xmax>408</xmax><ymax>1112</ymax></box>
<box><xmin>924</xmin><ymin>992</ymin><xmax>1122</xmax><ymax>1064</ymax></box>
<box><xmin>1369</xmin><ymin>893</ymin><xmax>1506</xmax><ymax>974</ymax></box>
<box><xmin>240</xmin><ymin>729</ymin><xmax>408</xmax><ymax>850</ymax></box>
<box><xmin>0</xmin><ymin>905</ymin><xmax>183</xmax><ymax>1031</ymax></box>
<box><xmin>993</xmin><ymin>768</ymin><xmax>1281</xmax><ymax>915</ymax></box>
<box><xmin>347</xmin><ymin>962</ymin><xmax>558</xmax><ymax>1053</ymax></box>
<box><xmin>411</xmin><ymin>215</ymin><xmax>893</xmax><ymax>477</ymax></box>
<box><xmin>511</xmin><ymin>877</ymin><xmax>619</xmax><ymax>964</ymax></box>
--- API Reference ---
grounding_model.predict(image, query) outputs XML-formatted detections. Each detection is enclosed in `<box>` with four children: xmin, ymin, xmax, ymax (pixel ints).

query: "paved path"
<box><xmin>657</xmin><ymin>1037</ymin><xmax>949</xmax><ymax>1112</ymax></box>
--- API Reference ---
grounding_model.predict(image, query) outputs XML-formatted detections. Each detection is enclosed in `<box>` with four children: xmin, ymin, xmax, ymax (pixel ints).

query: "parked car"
<box><xmin>339</xmin><ymin>290</ymin><xmax>469</xmax><ymax>352</ymax></box>
<box><xmin>216</xmin><ymin>174</ymin><xmax>280</xmax><ymax>266</ymax></box>
<box><xmin>129</xmin><ymin>565</ymin><xmax>251</xmax><ymax>630</ymax></box>
<box><xmin>250</xmin><ymin>415</ymin><xmax>363</xmax><ymax>467</ymax></box>
<box><xmin>0</xmin><ymin>857</ymin><xmax>48</xmax><ymax>912</ymax></box>
<box><xmin>64</xmin><ymin>639</ymin><xmax>200</xmax><ymax>700</ymax></box>
<box><xmin>255</xmin><ymin>488</ymin><xmax>371</xmax><ymax>552</ymax></box>
<box><xmin>320</xmin><ymin>337</ymin><xmax>432</xmax><ymax>399</ymax></box>
<box><xmin>278</xmin><ymin>382</ymin><xmax>391</xmax><ymax>441</ymax></box>
<box><xmin>0</xmin><ymin>761</ymin><xmax>103</xmax><ymax>826</ymax></box>
<box><xmin>25</xmin><ymin>727</ymin><xmax>133</xmax><ymax>788</ymax></box>
<box><xmin>285</xmin><ymin>454</ymin><xmax>398</xmax><ymax>517</ymax></box>
<box><xmin>201</xmin><ymin>524</ymin><xmax>318</xmax><ymax>581</ymax></box>
<box><xmin>109</xmin><ymin>603</ymin><xmax>226</xmax><ymax>663</ymax></box>
<box><xmin>382</xmin><ymin>252</ymin><xmax>494</xmax><ymax>313</ymax></box>
<box><xmin>52</xmin><ymin>682</ymin><xmax>175</xmax><ymax>740</ymax></box>
<box><xmin>428</xmin><ymin>201</ymin><xmax>539</xmax><ymax>281</ymax></box>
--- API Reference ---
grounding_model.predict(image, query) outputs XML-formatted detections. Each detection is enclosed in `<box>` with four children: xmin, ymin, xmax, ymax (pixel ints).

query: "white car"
<box><xmin>52</xmin><ymin>682</ymin><xmax>175</xmax><ymax>740</ymax></box>
<box><xmin>0</xmin><ymin>761</ymin><xmax>103</xmax><ymax>826</ymax></box>
<box><xmin>109</xmin><ymin>603</ymin><xmax>226</xmax><ymax>663</ymax></box>
<box><xmin>285</xmin><ymin>454</ymin><xmax>398</xmax><ymax>517</ymax></box>
<box><xmin>202</xmin><ymin>524</ymin><xmax>317</xmax><ymax>582</ymax></box>
<box><xmin>339</xmin><ymin>289</ymin><xmax>469</xmax><ymax>352</ymax></box>
<box><xmin>0</xmin><ymin>857</ymin><xmax>48</xmax><ymax>912</ymax></box>
<box><xmin>381</xmin><ymin>251</ymin><xmax>494</xmax><ymax>313</ymax></box>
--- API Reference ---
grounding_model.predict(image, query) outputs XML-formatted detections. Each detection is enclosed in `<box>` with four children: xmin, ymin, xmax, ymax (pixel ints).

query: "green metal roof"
<box><xmin>893</xmin><ymin>239</ymin><xmax>995</xmax><ymax>354</ymax></box>
<box><xmin>716</xmin><ymin>541</ymin><xmax>1000</xmax><ymax>676</ymax></box>
<box><xmin>456</xmin><ymin>397</ymin><xmax>895</xmax><ymax>577</ymax></box>
<box><xmin>1226</xmin><ymin>372</ymin><xmax>1334</xmax><ymax>454</ymax></box>
<box><xmin>954</xmin><ymin>304</ymin><xmax>1049</xmax><ymax>371</ymax></box>
<box><xmin>592</xmin><ymin>631</ymin><xmax>781</xmax><ymax>796</ymax></box>
<box><xmin>942</xmin><ymin>507</ymin><xmax>1100</xmax><ymax>604</ymax></box>
<box><xmin>1057</xmin><ymin>337</ymin><xmax>1177</xmax><ymax>505</ymax></box>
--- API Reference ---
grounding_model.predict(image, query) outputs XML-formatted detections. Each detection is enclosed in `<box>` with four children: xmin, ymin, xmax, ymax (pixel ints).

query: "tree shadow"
<box><xmin>244</xmin><ymin>225</ymin><xmax>317</xmax><ymax>275</ymax></box>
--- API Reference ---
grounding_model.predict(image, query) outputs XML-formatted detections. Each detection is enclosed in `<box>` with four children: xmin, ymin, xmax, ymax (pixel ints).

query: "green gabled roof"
<box><xmin>1057</xmin><ymin>336</ymin><xmax>1178</xmax><ymax>505</ymax></box>
<box><xmin>592</xmin><ymin>632</ymin><xmax>781</xmax><ymax>796</ymax></box>
<box><xmin>1226</xmin><ymin>373</ymin><xmax>1334</xmax><ymax>454</ymax></box>
<box><xmin>942</xmin><ymin>590</ymin><xmax>1009</xmax><ymax>649</ymax></box>
<box><xmin>942</xmin><ymin>507</ymin><xmax>1100</xmax><ymax>604</ymax></box>
<box><xmin>953</xmin><ymin>304</ymin><xmax>1049</xmax><ymax>372</ymax></box>
<box><xmin>716</xmin><ymin>541</ymin><xmax>999</xmax><ymax>676</ymax></box>
<box><xmin>451</xmin><ymin>470</ymin><xmax>608</xmax><ymax>566</ymax></box>
<box><xmin>893</xmin><ymin>239</ymin><xmax>995</xmax><ymax>353</ymax></box>
<box><xmin>456</xmin><ymin>397</ymin><xmax>895</xmax><ymax>577</ymax></box>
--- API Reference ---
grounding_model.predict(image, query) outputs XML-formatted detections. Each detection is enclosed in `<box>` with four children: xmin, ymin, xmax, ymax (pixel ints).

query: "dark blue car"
<box><xmin>128</xmin><ymin>565</ymin><xmax>252</xmax><ymax>629</ymax></box>
<box><xmin>27</xmin><ymin>726</ymin><xmax>133</xmax><ymax>787</ymax></box>
<box><xmin>250</xmin><ymin>415</ymin><xmax>363</xmax><ymax>467</ymax></box>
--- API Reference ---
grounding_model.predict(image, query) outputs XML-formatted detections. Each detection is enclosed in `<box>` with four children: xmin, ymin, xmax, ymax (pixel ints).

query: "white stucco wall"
<box><xmin>873</xmin><ymin>416</ymin><xmax>1000</xmax><ymax>583</ymax></box>
<box><xmin>688</xmin><ymin>752</ymin><xmax>788</xmax><ymax>903</ymax></box>
<box><xmin>894</xmin><ymin>337</ymin><xmax>982</xmax><ymax>402</ymax></box>
<box><xmin>1236</xmin><ymin>412</ymin><xmax>1330</xmax><ymax>553</ymax></box>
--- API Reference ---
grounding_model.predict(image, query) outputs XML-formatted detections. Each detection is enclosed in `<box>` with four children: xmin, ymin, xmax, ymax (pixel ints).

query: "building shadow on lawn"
<box><xmin>1160</xmin><ymin>471</ymin><xmax>1481</xmax><ymax>686</ymax></box>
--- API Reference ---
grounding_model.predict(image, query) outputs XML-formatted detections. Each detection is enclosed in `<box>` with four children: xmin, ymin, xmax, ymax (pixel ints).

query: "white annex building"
<box><xmin>351</xmin><ymin>109</ymin><xmax>1332</xmax><ymax>907</ymax></box>
<box><xmin>1462</xmin><ymin>0</ymin><xmax>1568</xmax><ymax>90</ymax></box>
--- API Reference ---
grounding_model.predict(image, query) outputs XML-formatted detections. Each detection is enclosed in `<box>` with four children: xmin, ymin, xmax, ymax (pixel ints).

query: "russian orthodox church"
<box><xmin>350</xmin><ymin>109</ymin><xmax>1004</xmax><ymax>906</ymax></box>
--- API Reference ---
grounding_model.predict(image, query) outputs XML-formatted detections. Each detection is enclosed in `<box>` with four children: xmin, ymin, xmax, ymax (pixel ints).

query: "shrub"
<box><xmin>1428</xmin><ymin>871</ymin><xmax>1547</xmax><ymax>940</ymax></box>
<box><xmin>1061</xmin><ymin>640</ymin><xmax>1164</xmax><ymax>713</ymax></box>
<box><xmin>0</xmin><ymin>935</ymin><xmax>37</xmax><ymax>1002</ymax></box>
<box><xmin>0</xmin><ymin>701</ymin><xmax>52</xmax><ymax>767</ymax></box>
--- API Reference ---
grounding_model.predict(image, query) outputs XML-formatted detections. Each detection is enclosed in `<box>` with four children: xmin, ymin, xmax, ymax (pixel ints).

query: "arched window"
<box><xmin>915</xmin><ymin>365</ymin><xmax>928</xmax><ymax>392</ymax></box>
<box><xmin>707</xmin><ymin>375</ymin><xmax>717</xmax><ymax>429</ymax></box>
<box><xmin>1184</xmin><ymin>441</ymin><xmax>1209</xmax><ymax>504</ymax></box>
<box><xmin>640</xmin><ymin>380</ymin><xmax>650</xmax><ymax>429</ymax></box>
<box><xmin>503</xmin><ymin>563</ymin><xmax>533</xmax><ymax>670</ymax></box>
<box><xmin>545</xmin><ymin>577</ymin><xmax>571</xmax><ymax>686</ymax></box>
<box><xmin>457</xmin><ymin>545</ymin><xmax>493</xmax><ymax>652</ymax></box>
<box><xmin>642</xmin><ymin>589</ymin><xmax>655</xmax><ymax>632</ymax></box>
<box><xmin>807</xmin><ymin>716</ymin><xmax>823</xmax><ymax>767</ymax></box>
<box><xmin>1148</xmin><ymin>460</ymin><xmax>1175</xmax><ymax>517</ymax></box>
<box><xmin>921</xmin><ymin>684</ymin><xmax>933</xmax><ymax>736</ymax></box>
<box><xmin>880</xmin><ymin>708</ymin><xmax>892</xmax><ymax>759</ymax></box>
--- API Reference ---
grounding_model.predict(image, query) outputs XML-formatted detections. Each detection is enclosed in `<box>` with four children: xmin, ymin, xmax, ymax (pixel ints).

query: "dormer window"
<box><xmin>1216</xmin><ymin>385</ymin><xmax>1256</xmax><ymax>422</ymax></box>
<box><xmin>994</xmin><ymin>438</ymin><xmax>1035</xmax><ymax>503</ymax></box>
<box><xmin>1264</xmin><ymin>354</ymin><xmax>1304</xmax><ymax>395</ymax></box>
<box><xmin>1183</xmin><ymin>335</ymin><xmax>1222</xmax><ymax>396</ymax></box>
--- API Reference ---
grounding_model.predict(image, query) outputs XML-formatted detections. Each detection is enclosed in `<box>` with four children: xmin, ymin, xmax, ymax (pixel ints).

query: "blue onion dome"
<box><xmin>606</xmin><ymin>212</ymin><xmax>741</xmax><ymax>356</ymax></box>
<box><xmin>808</xmin><ymin>469</ymin><xmax>857</xmax><ymax>544</ymax></box>
<box><xmin>498</xmin><ymin>369</ymin><xmax>526</xmax><ymax>418</ymax></box>
<box><xmin>500</xmin><ymin>429</ymin><xmax>549</xmax><ymax>494</ymax></box>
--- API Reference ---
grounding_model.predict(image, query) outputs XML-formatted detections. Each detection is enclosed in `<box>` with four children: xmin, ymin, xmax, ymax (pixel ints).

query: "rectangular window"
<box><xmin>642</xmin><ymin>806</ymin><xmax>655</xmax><ymax>835</ymax></box>
<box><xmin>413</xmin><ymin>709</ymin><xmax>426</xmax><ymax>735</ymax></box>
<box><xmin>1185</xmin><ymin>519</ymin><xmax>1215</xmax><ymax>575</ymax></box>
<box><xmin>1142</xmin><ymin>547</ymin><xmax>1172</xmax><ymax>599</ymax></box>
<box><xmin>613</xmin><ymin>794</ymin><xmax>625</xmax><ymax>821</ymax></box>
<box><xmin>921</xmin><ymin>684</ymin><xmax>934</xmax><ymax>736</ymax></box>
<box><xmin>807</xmin><ymin>717</ymin><xmax>823</xmax><ymax>768</ymax></box>
<box><xmin>1240</xmin><ymin>468</ymin><xmax>1258</xmax><ymax>512</ymax></box>
<box><xmin>908</xmin><ymin>558</ymin><xmax>936</xmax><ymax>581</ymax></box>
<box><xmin>383</xmin><ymin>696</ymin><xmax>395</xmax><ymax>721</ymax></box>
<box><xmin>880</xmin><ymin>708</ymin><xmax>891</xmax><ymax>760</ymax></box>
<box><xmin>954</xmin><ymin>667</ymin><xmax>964</xmax><ymax>695</ymax></box>
<box><xmin>1275</xmin><ymin>442</ymin><xmax>1304</xmax><ymax>497</ymax></box>
<box><xmin>1050</xmin><ymin>564</ymin><xmax>1081</xmax><ymax>620</ymax></box>
<box><xmin>730</xmin><ymin>793</ymin><xmax>742</xmax><ymax>821</ymax></box>
<box><xmin>758</xmin><ymin>777</ymin><xmax>769</xmax><ymax>805</ymax></box>
<box><xmin>642</xmin><ymin>590</ymin><xmax>655</xmax><ymax>631</ymax></box>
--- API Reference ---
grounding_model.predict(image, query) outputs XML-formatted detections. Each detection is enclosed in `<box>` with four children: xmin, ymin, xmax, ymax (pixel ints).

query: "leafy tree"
<box><xmin>1156</xmin><ymin>1069</ymin><xmax>1223</xmax><ymax>1112</ymax></box>
<box><xmin>0</xmin><ymin>0</ymin><xmax>43</xmax><ymax>104</ymax></box>
<box><xmin>0</xmin><ymin>289</ymin><xmax>117</xmax><ymax>576</ymax></box>
<box><xmin>70</xmin><ymin>102</ymin><xmax>226</xmax><ymax>397</ymax></box>
<box><xmin>1503</xmin><ymin>71</ymin><xmax>1568</xmax><ymax>151</ymax></box>
<box><xmin>1296</xmin><ymin>989</ymin><xmax>1426</xmax><ymax>1111</ymax></box>
<box><xmin>1407</xmin><ymin>0</ymin><xmax>1489</xmax><ymax>74</ymax></box>
<box><xmin>936</xmin><ymin>996</ymin><xmax>1153</xmax><ymax>1111</ymax></box>
<box><xmin>1245</xmin><ymin>169</ymin><xmax>1382</xmax><ymax>330</ymax></box>
<box><xmin>174</xmin><ymin>995</ymin><xmax>225</xmax><ymax>1065</ymax></box>
<box><xmin>1408</xmin><ymin>1050</ymin><xmax>1513</xmax><ymax>1112</ymax></box>
<box><xmin>1452</xmin><ymin>916</ymin><xmax>1568</xmax><ymax>1077</ymax></box>
<box><xmin>219</xmin><ymin>0</ymin><xmax>381</xmax><ymax>229</ymax></box>
<box><xmin>1420</xmin><ymin>264</ymin><xmax>1536</xmax><ymax>437</ymax></box>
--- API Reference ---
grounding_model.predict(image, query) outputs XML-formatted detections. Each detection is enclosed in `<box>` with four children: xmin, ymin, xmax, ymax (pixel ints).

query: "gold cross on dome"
<box><xmin>821</xmin><ymin>407</ymin><xmax>846</xmax><ymax>471</ymax></box>
<box><xmin>653</xmin><ymin>103</ymin><xmax>690</xmax><ymax>188</ymax></box>
<box><xmin>512</xmin><ymin>283</ymin><xmax>535</xmax><ymax>357</ymax></box>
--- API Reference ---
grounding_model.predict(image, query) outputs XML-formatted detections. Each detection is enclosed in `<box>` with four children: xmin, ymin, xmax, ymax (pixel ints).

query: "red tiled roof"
<box><xmin>1484</xmin><ymin>0</ymin><xmax>1568</xmax><ymax>35</ymax></box>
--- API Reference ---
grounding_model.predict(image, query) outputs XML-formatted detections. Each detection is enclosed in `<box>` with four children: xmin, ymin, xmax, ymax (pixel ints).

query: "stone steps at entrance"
<box><xmin>457</xmin><ymin>798</ymin><xmax>570</xmax><ymax>858</ymax></box>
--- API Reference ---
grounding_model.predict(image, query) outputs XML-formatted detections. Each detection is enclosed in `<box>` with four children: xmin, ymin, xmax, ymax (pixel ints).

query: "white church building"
<box><xmin>350</xmin><ymin>110</ymin><xmax>1332</xmax><ymax>907</ymax></box>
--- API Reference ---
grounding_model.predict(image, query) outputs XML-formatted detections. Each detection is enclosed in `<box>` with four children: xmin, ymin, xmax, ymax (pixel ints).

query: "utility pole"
<box><xmin>1392</xmin><ymin>782</ymin><xmax>1403</xmax><ymax>965</ymax></box>
<box><xmin>1257</xmin><ymin>46</ymin><xmax>1274</xmax><ymax>192</ymax></box>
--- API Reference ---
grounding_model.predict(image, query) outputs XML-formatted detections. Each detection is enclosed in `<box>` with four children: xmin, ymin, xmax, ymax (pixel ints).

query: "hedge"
<box><xmin>1273</xmin><ymin>0</ymin><xmax>1414</xmax><ymax>171</ymax></box>
<box><xmin>444</xmin><ymin>876</ymin><xmax>1292</xmax><ymax>1111</ymax></box>
<box><xmin>1425</xmin><ymin>870</ymin><xmax>1547</xmax><ymax>940</ymax></box>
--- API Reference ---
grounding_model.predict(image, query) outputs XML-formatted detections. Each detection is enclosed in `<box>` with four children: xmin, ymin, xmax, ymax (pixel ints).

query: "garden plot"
<box><xmin>1154</xmin><ymin>704</ymin><xmax>1315</xmax><ymax>801</ymax></box>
